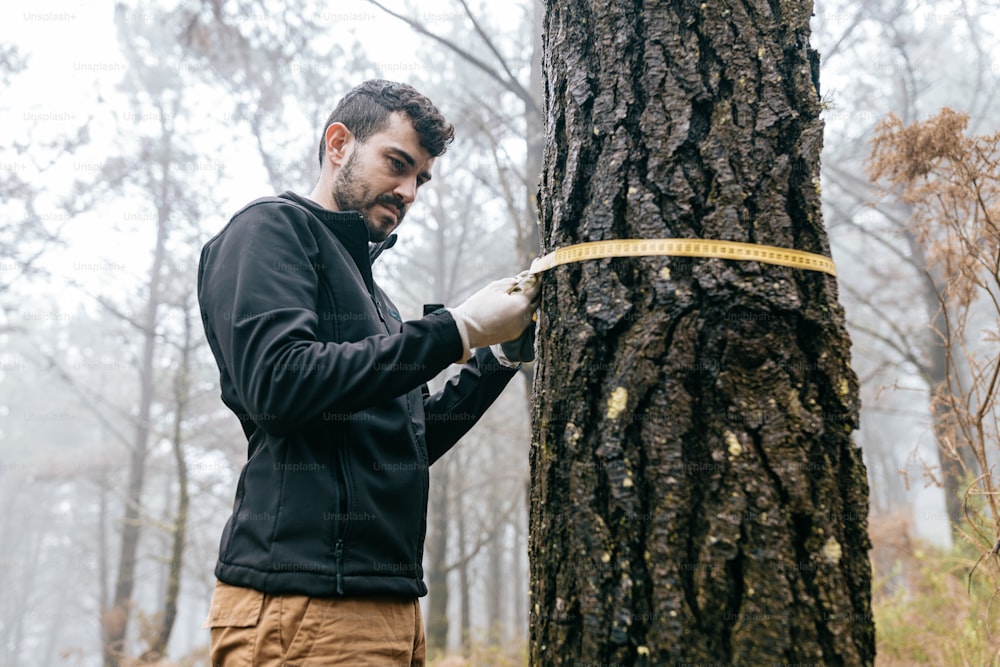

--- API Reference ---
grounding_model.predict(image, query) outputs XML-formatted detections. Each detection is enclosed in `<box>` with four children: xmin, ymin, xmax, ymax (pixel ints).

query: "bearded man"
<box><xmin>198</xmin><ymin>80</ymin><xmax>538</xmax><ymax>666</ymax></box>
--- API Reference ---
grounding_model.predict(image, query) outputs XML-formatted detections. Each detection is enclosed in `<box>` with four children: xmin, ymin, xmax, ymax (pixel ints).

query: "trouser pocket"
<box><xmin>204</xmin><ymin>581</ymin><xmax>264</xmax><ymax>667</ymax></box>
<box><xmin>279</xmin><ymin>594</ymin><xmax>328</xmax><ymax>665</ymax></box>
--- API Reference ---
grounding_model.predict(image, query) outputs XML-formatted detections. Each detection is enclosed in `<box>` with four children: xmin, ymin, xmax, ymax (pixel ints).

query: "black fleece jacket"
<box><xmin>197</xmin><ymin>191</ymin><xmax>518</xmax><ymax>597</ymax></box>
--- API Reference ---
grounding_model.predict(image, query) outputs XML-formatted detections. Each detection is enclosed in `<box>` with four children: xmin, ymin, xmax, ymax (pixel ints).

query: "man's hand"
<box><xmin>450</xmin><ymin>274</ymin><xmax>541</xmax><ymax>353</ymax></box>
<box><xmin>500</xmin><ymin>270</ymin><xmax>538</xmax><ymax>362</ymax></box>
<box><xmin>495</xmin><ymin>314</ymin><xmax>536</xmax><ymax>364</ymax></box>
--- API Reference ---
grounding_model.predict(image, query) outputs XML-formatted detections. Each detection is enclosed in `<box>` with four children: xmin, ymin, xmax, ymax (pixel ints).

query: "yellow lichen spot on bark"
<box><xmin>757</xmin><ymin>46</ymin><xmax>765</xmax><ymax>59</ymax></box>
<box><xmin>726</xmin><ymin>430</ymin><xmax>742</xmax><ymax>457</ymax></box>
<box><xmin>747</xmin><ymin>586</ymin><xmax>755</xmax><ymax>596</ymax></box>
<box><xmin>759</xmin><ymin>512</ymin><xmax>767</xmax><ymax>524</ymax></box>
<box><xmin>601</xmin><ymin>552</ymin><xmax>611</xmax><ymax>563</ymax></box>
<box><xmin>659</xmin><ymin>266</ymin><xmax>671</xmax><ymax>280</ymax></box>
<box><xmin>839</xmin><ymin>377</ymin><xmax>850</xmax><ymax>396</ymax></box>
<box><xmin>786</xmin><ymin>389</ymin><xmax>801</xmax><ymax>417</ymax></box>
<box><xmin>638</xmin><ymin>646</ymin><xmax>650</xmax><ymax>656</ymax></box>
<box><xmin>823</xmin><ymin>536</ymin><xmax>843</xmax><ymax>563</ymax></box>
<box><xmin>623</xmin><ymin>476</ymin><xmax>633</xmax><ymax>488</ymax></box>
<box><xmin>606</xmin><ymin>387</ymin><xmax>628</xmax><ymax>419</ymax></box>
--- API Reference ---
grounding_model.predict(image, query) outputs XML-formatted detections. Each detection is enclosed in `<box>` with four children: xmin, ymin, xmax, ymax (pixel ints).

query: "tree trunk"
<box><xmin>486</xmin><ymin>446</ymin><xmax>504</xmax><ymax>641</ymax></box>
<box><xmin>929</xmin><ymin>291</ymin><xmax>965</xmax><ymax>527</ymax></box>
<box><xmin>102</xmin><ymin>116</ymin><xmax>172</xmax><ymax>667</ymax></box>
<box><xmin>426</xmin><ymin>458</ymin><xmax>451</xmax><ymax>652</ymax></box>
<box><xmin>425</xmin><ymin>172</ymin><xmax>461</xmax><ymax>654</ymax></box>
<box><xmin>457</xmin><ymin>491</ymin><xmax>471</xmax><ymax>650</ymax></box>
<box><xmin>529</xmin><ymin>1</ymin><xmax>874</xmax><ymax>665</ymax></box>
<box><xmin>97</xmin><ymin>464</ymin><xmax>110</xmax><ymax>658</ymax></box>
<box><xmin>514</xmin><ymin>480</ymin><xmax>528</xmax><ymax>640</ymax></box>
<box><xmin>920</xmin><ymin>261</ymin><xmax>978</xmax><ymax>529</ymax></box>
<box><xmin>140</xmin><ymin>302</ymin><xmax>194</xmax><ymax>662</ymax></box>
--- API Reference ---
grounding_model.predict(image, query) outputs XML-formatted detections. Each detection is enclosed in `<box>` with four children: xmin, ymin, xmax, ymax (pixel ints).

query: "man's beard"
<box><xmin>331</xmin><ymin>151</ymin><xmax>405</xmax><ymax>242</ymax></box>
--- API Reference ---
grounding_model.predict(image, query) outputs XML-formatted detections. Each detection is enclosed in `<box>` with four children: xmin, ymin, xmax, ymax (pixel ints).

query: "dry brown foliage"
<box><xmin>868</xmin><ymin>108</ymin><xmax>1000</xmax><ymax>590</ymax></box>
<box><xmin>869</xmin><ymin>109</ymin><xmax>1000</xmax><ymax>312</ymax></box>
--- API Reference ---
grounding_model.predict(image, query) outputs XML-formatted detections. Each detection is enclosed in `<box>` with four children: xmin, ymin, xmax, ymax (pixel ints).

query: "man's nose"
<box><xmin>393</xmin><ymin>176</ymin><xmax>417</xmax><ymax>205</ymax></box>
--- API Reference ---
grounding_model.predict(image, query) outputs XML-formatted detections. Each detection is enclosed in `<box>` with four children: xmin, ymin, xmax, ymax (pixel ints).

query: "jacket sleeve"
<box><xmin>422</xmin><ymin>346</ymin><xmax>520</xmax><ymax>465</ymax></box>
<box><xmin>198</xmin><ymin>203</ymin><xmax>465</xmax><ymax>436</ymax></box>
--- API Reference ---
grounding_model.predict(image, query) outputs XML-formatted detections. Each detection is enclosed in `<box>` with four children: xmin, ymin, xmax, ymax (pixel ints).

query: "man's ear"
<box><xmin>324</xmin><ymin>122</ymin><xmax>352</xmax><ymax>166</ymax></box>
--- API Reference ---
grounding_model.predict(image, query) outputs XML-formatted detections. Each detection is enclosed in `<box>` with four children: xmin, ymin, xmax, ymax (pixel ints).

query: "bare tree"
<box><xmin>178</xmin><ymin>0</ymin><xmax>375</xmax><ymax>192</ymax></box>
<box><xmin>137</xmin><ymin>295</ymin><xmax>196</xmax><ymax>662</ymax></box>
<box><xmin>90</xmin><ymin>7</ymin><xmax>219</xmax><ymax>663</ymax></box>
<box><xmin>814</xmin><ymin>0</ymin><xmax>1000</xmax><ymax>527</ymax></box>
<box><xmin>365</xmin><ymin>0</ymin><xmax>543</xmax><ymax>268</ymax></box>
<box><xmin>357</xmin><ymin>3</ymin><xmax>545</xmax><ymax>653</ymax></box>
<box><xmin>0</xmin><ymin>43</ymin><xmax>81</xmax><ymax>322</ymax></box>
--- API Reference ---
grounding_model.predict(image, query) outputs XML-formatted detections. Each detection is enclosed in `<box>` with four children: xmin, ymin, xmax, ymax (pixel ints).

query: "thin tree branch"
<box><xmin>364</xmin><ymin>0</ymin><xmax>542</xmax><ymax>119</ymax></box>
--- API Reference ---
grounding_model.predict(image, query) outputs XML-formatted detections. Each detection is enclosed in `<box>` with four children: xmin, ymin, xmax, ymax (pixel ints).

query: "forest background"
<box><xmin>1</xmin><ymin>0</ymin><xmax>998</xmax><ymax>664</ymax></box>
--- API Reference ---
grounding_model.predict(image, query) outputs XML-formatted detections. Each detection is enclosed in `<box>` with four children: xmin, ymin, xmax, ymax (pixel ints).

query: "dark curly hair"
<box><xmin>318</xmin><ymin>80</ymin><xmax>455</xmax><ymax>165</ymax></box>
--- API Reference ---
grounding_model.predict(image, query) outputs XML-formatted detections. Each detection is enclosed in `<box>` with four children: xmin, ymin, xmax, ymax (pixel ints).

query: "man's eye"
<box><xmin>390</xmin><ymin>158</ymin><xmax>406</xmax><ymax>171</ymax></box>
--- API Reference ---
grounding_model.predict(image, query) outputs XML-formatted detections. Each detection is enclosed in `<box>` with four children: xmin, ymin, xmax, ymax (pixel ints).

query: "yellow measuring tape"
<box><xmin>520</xmin><ymin>238</ymin><xmax>836</xmax><ymax>281</ymax></box>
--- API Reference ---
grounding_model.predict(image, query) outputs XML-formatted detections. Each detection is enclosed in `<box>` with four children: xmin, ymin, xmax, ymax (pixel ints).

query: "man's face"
<box><xmin>330</xmin><ymin>112</ymin><xmax>435</xmax><ymax>242</ymax></box>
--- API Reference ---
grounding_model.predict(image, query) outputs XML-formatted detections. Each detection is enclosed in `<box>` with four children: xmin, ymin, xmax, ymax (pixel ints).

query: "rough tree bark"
<box><xmin>529</xmin><ymin>1</ymin><xmax>874</xmax><ymax>665</ymax></box>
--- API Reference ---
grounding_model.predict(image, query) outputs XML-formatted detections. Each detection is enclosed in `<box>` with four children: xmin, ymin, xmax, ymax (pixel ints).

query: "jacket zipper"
<box><xmin>334</xmin><ymin>539</ymin><xmax>344</xmax><ymax>595</ymax></box>
<box><xmin>331</xmin><ymin>277</ymin><xmax>384</xmax><ymax>596</ymax></box>
<box><xmin>371</xmin><ymin>294</ymin><xmax>390</xmax><ymax>333</ymax></box>
<box><xmin>376</xmin><ymin>288</ymin><xmax>426</xmax><ymax>587</ymax></box>
<box><xmin>372</xmin><ymin>277</ymin><xmax>424</xmax><ymax>586</ymax></box>
<box><xmin>334</xmin><ymin>445</ymin><xmax>353</xmax><ymax>595</ymax></box>
<box><xmin>412</xmin><ymin>391</ymin><xmax>431</xmax><ymax>587</ymax></box>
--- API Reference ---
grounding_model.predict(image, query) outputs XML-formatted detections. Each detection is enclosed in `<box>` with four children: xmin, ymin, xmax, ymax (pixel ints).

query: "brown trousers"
<box><xmin>204</xmin><ymin>580</ymin><xmax>426</xmax><ymax>667</ymax></box>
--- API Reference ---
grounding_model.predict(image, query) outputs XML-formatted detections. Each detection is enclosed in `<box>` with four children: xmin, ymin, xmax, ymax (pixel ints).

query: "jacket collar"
<box><xmin>369</xmin><ymin>233</ymin><xmax>398</xmax><ymax>263</ymax></box>
<box><xmin>279</xmin><ymin>191</ymin><xmax>397</xmax><ymax>266</ymax></box>
<box><xmin>279</xmin><ymin>191</ymin><xmax>397</xmax><ymax>293</ymax></box>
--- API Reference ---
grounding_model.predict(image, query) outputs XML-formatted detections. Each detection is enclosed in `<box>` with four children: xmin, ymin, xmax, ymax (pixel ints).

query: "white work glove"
<box><xmin>448</xmin><ymin>274</ymin><xmax>540</xmax><ymax>362</ymax></box>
